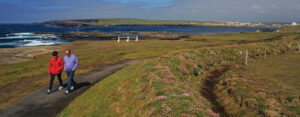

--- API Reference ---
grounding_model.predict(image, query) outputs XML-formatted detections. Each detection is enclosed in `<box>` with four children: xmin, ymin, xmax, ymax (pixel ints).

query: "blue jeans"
<box><xmin>66</xmin><ymin>70</ymin><xmax>77</xmax><ymax>91</ymax></box>
<box><xmin>49</xmin><ymin>73</ymin><xmax>63</xmax><ymax>90</ymax></box>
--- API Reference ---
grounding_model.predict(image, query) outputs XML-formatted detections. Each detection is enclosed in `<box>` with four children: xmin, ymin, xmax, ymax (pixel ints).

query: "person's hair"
<box><xmin>52</xmin><ymin>51</ymin><xmax>58</xmax><ymax>56</ymax></box>
<box><xmin>66</xmin><ymin>49</ymin><xmax>71</xmax><ymax>54</ymax></box>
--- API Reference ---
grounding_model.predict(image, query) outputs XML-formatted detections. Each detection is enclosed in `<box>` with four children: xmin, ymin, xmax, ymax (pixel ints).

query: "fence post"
<box><xmin>126</xmin><ymin>36</ymin><xmax>129</xmax><ymax>42</ymax></box>
<box><xmin>117</xmin><ymin>36</ymin><xmax>120</xmax><ymax>43</ymax></box>
<box><xmin>264</xmin><ymin>48</ymin><xmax>267</xmax><ymax>59</ymax></box>
<box><xmin>245</xmin><ymin>50</ymin><xmax>248</xmax><ymax>66</ymax></box>
<box><xmin>136</xmin><ymin>36</ymin><xmax>139</xmax><ymax>42</ymax></box>
<box><xmin>298</xmin><ymin>42</ymin><xmax>300</xmax><ymax>52</ymax></box>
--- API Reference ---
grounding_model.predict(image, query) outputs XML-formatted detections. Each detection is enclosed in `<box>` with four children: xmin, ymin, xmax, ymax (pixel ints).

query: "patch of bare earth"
<box><xmin>0</xmin><ymin>46</ymin><xmax>60</xmax><ymax>65</ymax></box>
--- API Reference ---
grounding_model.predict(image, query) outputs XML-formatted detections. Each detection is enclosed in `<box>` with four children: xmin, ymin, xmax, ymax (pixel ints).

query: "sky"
<box><xmin>0</xmin><ymin>0</ymin><xmax>299</xmax><ymax>23</ymax></box>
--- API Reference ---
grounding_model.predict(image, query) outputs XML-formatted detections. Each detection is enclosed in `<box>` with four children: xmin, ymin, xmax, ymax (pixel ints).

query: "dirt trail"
<box><xmin>201</xmin><ymin>66</ymin><xmax>230</xmax><ymax>117</ymax></box>
<box><xmin>0</xmin><ymin>58</ymin><xmax>150</xmax><ymax>117</ymax></box>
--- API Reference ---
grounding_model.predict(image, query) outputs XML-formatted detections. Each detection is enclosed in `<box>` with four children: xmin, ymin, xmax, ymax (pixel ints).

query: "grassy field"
<box><xmin>57</xmin><ymin>34</ymin><xmax>299</xmax><ymax>116</ymax></box>
<box><xmin>279</xmin><ymin>25</ymin><xmax>300</xmax><ymax>33</ymax></box>
<box><xmin>0</xmin><ymin>29</ymin><xmax>299</xmax><ymax>111</ymax></box>
<box><xmin>216</xmin><ymin>52</ymin><xmax>300</xmax><ymax>116</ymax></box>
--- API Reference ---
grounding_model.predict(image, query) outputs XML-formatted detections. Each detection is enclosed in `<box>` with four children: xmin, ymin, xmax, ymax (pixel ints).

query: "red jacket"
<box><xmin>48</xmin><ymin>57</ymin><xmax>64</xmax><ymax>74</ymax></box>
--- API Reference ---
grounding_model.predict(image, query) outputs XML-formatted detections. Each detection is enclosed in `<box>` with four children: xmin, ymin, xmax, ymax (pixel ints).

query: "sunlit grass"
<box><xmin>0</xmin><ymin>31</ymin><xmax>298</xmax><ymax>109</ymax></box>
<box><xmin>58</xmin><ymin>39</ymin><xmax>298</xmax><ymax>116</ymax></box>
<box><xmin>216</xmin><ymin>52</ymin><xmax>300</xmax><ymax>116</ymax></box>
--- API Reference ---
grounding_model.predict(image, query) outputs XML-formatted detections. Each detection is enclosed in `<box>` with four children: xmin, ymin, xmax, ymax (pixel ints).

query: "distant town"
<box><xmin>222</xmin><ymin>21</ymin><xmax>298</xmax><ymax>28</ymax></box>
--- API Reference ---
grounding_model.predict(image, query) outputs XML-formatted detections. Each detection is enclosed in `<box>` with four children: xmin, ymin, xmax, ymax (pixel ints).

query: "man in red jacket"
<box><xmin>47</xmin><ymin>51</ymin><xmax>64</xmax><ymax>94</ymax></box>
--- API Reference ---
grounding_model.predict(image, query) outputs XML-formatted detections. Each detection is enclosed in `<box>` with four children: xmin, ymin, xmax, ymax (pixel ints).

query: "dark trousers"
<box><xmin>66</xmin><ymin>70</ymin><xmax>77</xmax><ymax>91</ymax></box>
<box><xmin>49</xmin><ymin>73</ymin><xmax>63</xmax><ymax>90</ymax></box>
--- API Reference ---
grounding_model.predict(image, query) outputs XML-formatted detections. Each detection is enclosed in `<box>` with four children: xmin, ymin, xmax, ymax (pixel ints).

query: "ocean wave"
<box><xmin>21</xmin><ymin>40</ymin><xmax>63</xmax><ymax>47</ymax></box>
<box><xmin>0</xmin><ymin>32</ymin><xmax>57</xmax><ymax>40</ymax></box>
<box><xmin>0</xmin><ymin>39</ymin><xmax>68</xmax><ymax>48</ymax></box>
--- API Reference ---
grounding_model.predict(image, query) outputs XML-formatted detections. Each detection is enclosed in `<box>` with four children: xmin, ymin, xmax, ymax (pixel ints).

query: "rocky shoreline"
<box><xmin>41</xmin><ymin>31</ymin><xmax>192</xmax><ymax>40</ymax></box>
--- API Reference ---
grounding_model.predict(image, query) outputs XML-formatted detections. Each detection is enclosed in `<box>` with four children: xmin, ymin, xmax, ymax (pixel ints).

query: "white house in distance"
<box><xmin>292</xmin><ymin>22</ymin><xmax>297</xmax><ymax>26</ymax></box>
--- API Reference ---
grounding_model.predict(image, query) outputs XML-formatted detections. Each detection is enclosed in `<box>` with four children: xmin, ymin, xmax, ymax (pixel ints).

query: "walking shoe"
<box><xmin>70</xmin><ymin>86</ymin><xmax>74</xmax><ymax>91</ymax></box>
<box><xmin>65</xmin><ymin>90</ymin><xmax>69</xmax><ymax>95</ymax></box>
<box><xmin>47</xmin><ymin>90</ymin><xmax>51</xmax><ymax>94</ymax></box>
<box><xmin>58</xmin><ymin>86</ymin><xmax>64</xmax><ymax>90</ymax></box>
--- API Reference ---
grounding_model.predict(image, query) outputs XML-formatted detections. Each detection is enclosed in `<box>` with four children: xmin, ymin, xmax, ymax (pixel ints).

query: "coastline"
<box><xmin>42</xmin><ymin>18</ymin><xmax>285</xmax><ymax>28</ymax></box>
<box><xmin>44</xmin><ymin>23</ymin><xmax>277</xmax><ymax>28</ymax></box>
<box><xmin>0</xmin><ymin>31</ymin><xmax>187</xmax><ymax>65</ymax></box>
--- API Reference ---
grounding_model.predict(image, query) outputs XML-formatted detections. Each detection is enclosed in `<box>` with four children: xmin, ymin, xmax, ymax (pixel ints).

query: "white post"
<box><xmin>135</xmin><ymin>36</ymin><xmax>139</xmax><ymax>42</ymax></box>
<box><xmin>117</xmin><ymin>36</ymin><xmax>120</xmax><ymax>42</ymax></box>
<box><xmin>245</xmin><ymin>50</ymin><xmax>248</xmax><ymax>66</ymax></box>
<box><xmin>126</xmin><ymin>36</ymin><xmax>129</xmax><ymax>42</ymax></box>
<box><xmin>264</xmin><ymin>48</ymin><xmax>267</xmax><ymax>59</ymax></box>
<box><xmin>298</xmin><ymin>42</ymin><xmax>300</xmax><ymax>52</ymax></box>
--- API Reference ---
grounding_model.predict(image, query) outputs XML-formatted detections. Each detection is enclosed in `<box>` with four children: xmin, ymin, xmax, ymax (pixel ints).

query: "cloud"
<box><xmin>271</xmin><ymin>4</ymin><xmax>278</xmax><ymax>9</ymax></box>
<box><xmin>251</xmin><ymin>4</ymin><xmax>261</xmax><ymax>10</ymax></box>
<box><xmin>102</xmin><ymin>0</ymin><xmax>174</xmax><ymax>9</ymax></box>
<box><xmin>296</xmin><ymin>4</ymin><xmax>300</xmax><ymax>10</ymax></box>
<box><xmin>0</xmin><ymin>0</ymin><xmax>74</xmax><ymax>10</ymax></box>
<box><xmin>36</xmin><ymin>6</ymin><xmax>71</xmax><ymax>10</ymax></box>
<box><xmin>0</xmin><ymin>0</ymin><xmax>299</xmax><ymax>23</ymax></box>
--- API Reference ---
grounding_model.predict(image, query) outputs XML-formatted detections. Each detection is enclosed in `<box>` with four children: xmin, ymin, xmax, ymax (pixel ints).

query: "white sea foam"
<box><xmin>1</xmin><ymin>32</ymin><xmax>57</xmax><ymax>40</ymax></box>
<box><xmin>0</xmin><ymin>32</ymin><xmax>65</xmax><ymax>47</ymax></box>
<box><xmin>22</xmin><ymin>40</ymin><xmax>56</xmax><ymax>46</ymax></box>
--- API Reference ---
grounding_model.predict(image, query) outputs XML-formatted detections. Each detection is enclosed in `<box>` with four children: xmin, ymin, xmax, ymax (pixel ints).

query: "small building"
<box><xmin>292</xmin><ymin>22</ymin><xmax>297</xmax><ymax>26</ymax></box>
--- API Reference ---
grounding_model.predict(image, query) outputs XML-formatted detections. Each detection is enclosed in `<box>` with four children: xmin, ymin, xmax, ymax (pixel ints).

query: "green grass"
<box><xmin>0</xmin><ymin>40</ymin><xmax>207</xmax><ymax>108</ymax></box>
<box><xmin>216</xmin><ymin>52</ymin><xmax>300</xmax><ymax>116</ymax></box>
<box><xmin>0</xmin><ymin>31</ymin><xmax>298</xmax><ymax>110</ymax></box>
<box><xmin>186</xmin><ymin>32</ymin><xmax>294</xmax><ymax>44</ymax></box>
<box><xmin>247</xmin><ymin>53</ymin><xmax>300</xmax><ymax>115</ymax></box>
<box><xmin>57</xmin><ymin>50</ymin><xmax>207</xmax><ymax>116</ymax></box>
<box><xmin>57</xmin><ymin>39</ymin><xmax>298</xmax><ymax>116</ymax></box>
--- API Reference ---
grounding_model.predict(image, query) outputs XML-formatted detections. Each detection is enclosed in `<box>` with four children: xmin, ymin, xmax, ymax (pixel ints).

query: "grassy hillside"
<box><xmin>58</xmin><ymin>39</ymin><xmax>299</xmax><ymax>116</ymax></box>
<box><xmin>43</xmin><ymin>18</ymin><xmax>224</xmax><ymax>27</ymax></box>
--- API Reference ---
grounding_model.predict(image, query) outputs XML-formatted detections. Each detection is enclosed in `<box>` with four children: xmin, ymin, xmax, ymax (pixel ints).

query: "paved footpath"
<box><xmin>0</xmin><ymin>58</ymin><xmax>149</xmax><ymax>117</ymax></box>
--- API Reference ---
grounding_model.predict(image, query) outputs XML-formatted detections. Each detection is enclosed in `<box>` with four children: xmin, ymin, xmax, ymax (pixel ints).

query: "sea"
<box><xmin>0</xmin><ymin>24</ymin><xmax>275</xmax><ymax>48</ymax></box>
